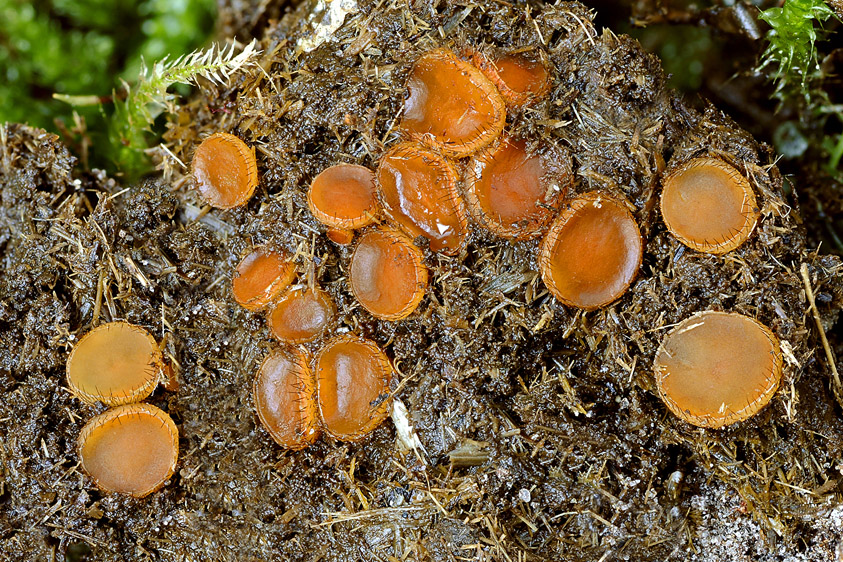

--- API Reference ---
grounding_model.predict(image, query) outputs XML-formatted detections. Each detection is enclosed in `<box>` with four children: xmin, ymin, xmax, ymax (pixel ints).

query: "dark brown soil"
<box><xmin>2</xmin><ymin>1</ymin><xmax>842</xmax><ymax>561</ymax></box>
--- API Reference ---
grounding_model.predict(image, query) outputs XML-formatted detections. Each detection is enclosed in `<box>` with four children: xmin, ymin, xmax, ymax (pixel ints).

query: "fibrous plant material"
<box><xmin>307</xmin><ymin>163</ymin><xmax>378</xmax><ymax>245</ymax></box>
<box><xmin>314</xmin><ymin>335</ymin><xmax>393</xmax><ymax>441</ymax></box>
<box><xmin>376</xmin><ymin>141</ymin><xmax>467</xmax><ymax>254</ymax></box>
<box><xmin>66</xmin><ymin>322</ymin><xmax>162</xmax><ymax>406</ymax></box>
<box><xmin>349</xmin><ymin>227</ymin><xmax>428</xmax><ymax>320</ymax></box>
<box><xmin>472</xmin><ymin>50</ymin><xmax>551</xmax><ymax>108</ymax></box>
<box><xmin>654</xmin><ymin>311</ymin><xmax>784</xmax><ymax>429</ymax></box>
<box><xmin>400</xmin><ymin>48</ymin><xmax>506</xmax><ymax>157</ymax></box>
<box><xmin>660</xmin><ymin>158</ymin><xmax>760</xmax><ymax>254</ymax></box>
<box><xmin>464</xmin><ymin>136</ymin><xmax>570</xmax><ymax>239</ymax></box>
<box><xmin>191</xmin><ymin>132</ymin><xmax>259</xmax><ymax>209</ymax></box>
<box><xmin>253</xmin><ymin>348</ymin><xmax>320</xmax><ymax>449</ymax></box>
<box><xmin>231</xmin><ymin>246</ymin><xmax>297</xmax><ymax>311</ymax></box>
<box><xmin>540</xmin><ymin>191</ymin><xmax>643</xmax><ymax>309</ymax></box>
<box><xmin>77</xmin><ymin>403</ymin><xmax>179</xmax><ymax>498</ymax></box>
<box><xmin>267</xmin><ymin>287</ymin><xmax>336</xmax><ymax>344</ymax></box>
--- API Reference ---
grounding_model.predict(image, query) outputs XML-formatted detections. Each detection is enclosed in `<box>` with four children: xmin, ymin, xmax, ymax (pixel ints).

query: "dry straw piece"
<box><xmin>231</xmin><ymin>246</ymin><xmax>297</xmax><ymax>311</ymax></box>
<box><xmin>267</xmin><ymin>287</ymin><xmax>336</xmax><ymax>344</ymax></box>
<box><xmin>660</xmin><ymin>157</ymin><xmax>760</xmax><ymax>254</ymax></box>
<box><xmin>350</xmin><ymin>227</ymin><xmax>428</xmax><ymax>320</ymax></box>
<box><xmin>314</xmin><ymin>335</ymin><xmax>393</xmax><ymax>441</ymax></box>
<box><xmin>77</xmin><ymin>403</ymin><xmax>179</xmax><ymax>497</ymax></box>
<box><xmin>400</xmin><ymin>48</ymin><xmax>506</xmax><ymax>157</ymax></box>
<box><xmin>191</xmin><ymin>132</ymin><xmax>258</xmax><ymax>209</ymax></box>
<box><xmin>540</xmin><ymin>191</ymin><xmax>643</xmax><ymax>309</ymax></box>
<box><xmin>253</xmin><ymin>348</ymin><xmax>320</xmax><ymax>449</ymax></box>
<box><xmin>654</xmin><ymin>311</ymin><xmax>783</xmax><ymax>429</ymax></box>
<box><xmin>66</xmin><ymin>321</ymin><xmax>162</xmax><ymax>406</ymax></box>
<box><xmin>307</xmin><ymin>163</ymin><xmax>379</xmax><ymax>245</ymax></box>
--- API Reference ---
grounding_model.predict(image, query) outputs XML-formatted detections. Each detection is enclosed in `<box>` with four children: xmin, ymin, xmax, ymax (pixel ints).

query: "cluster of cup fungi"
<box><xmin>67</xmin><ymin>44</ymin><xmax>786</xmax><ymax>497</ymax></box>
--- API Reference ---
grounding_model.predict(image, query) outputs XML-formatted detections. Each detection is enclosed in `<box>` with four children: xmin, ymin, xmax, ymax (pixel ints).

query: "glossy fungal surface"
<box><xmin>464</xmin><ymin>137</ymin><xmax>570</xmax><ymax>239</ymax></box>
<box><xmin>191</xmin><ymin>132</ymin><xmax>258</xmax><ymax>209</ymax></box>
<box><xmin>231</xmin><ymin>247</ymin><xmax>297</xmax><ymax>311</ymax></box>
<box><xmin>350</xmin><ymin>227</ymin><xmax>428</xmax><ymax>320</ymax></box>
<box><xmin>474</xmin><ymin>51</ymin><xmax>550</xmax><ymax>107</ymax></box>
<box><xmin>654</xmin><ymin>311</ymin><xmax>783</xmax><ymax>429</ymax></box>
<box><xmin>307</xmin><ymin>163</ymin><xmax>378</xmax><ymax>245</ymax></box>
<box><xmin>314</xmin><ymin>335</ymin><xmax>393</xmax><ymax>441</ymax></box>
<box><xmin>66</xmin><ymin>322</ymin><xmax>162</xmax><ymax>406</ymax></box>
<box><xmin>376</xmin><ymin>142</ymin><xmax>467</xmax><ymax>254</ymax></box>
<box><xmin>540</xmin><ymin>191</ymin><xmax>643</xmax><ymax>309</ymax></box>
<box><xmin>660</xmin><ymin>158</ymin><xmax>760</xmax><ymax>254</ymax></box>
<box><xmin>253</xmin><ymin>348</ymin><xmax>320</xmax><ymax>449</ymax></box>
<box><xmin>77</xmin><ymin>403</ymin><xmax>179</xmax><ymax>497</ymax></box>
<box><xmin>267</xmin><ymin>287</ymin><xmax>336</xmax><ymax>344</ymax></box>
<box><xmin>401</xmin><ymin>48</ymin><xmax>506</xmax><ymax>157</ymax></box>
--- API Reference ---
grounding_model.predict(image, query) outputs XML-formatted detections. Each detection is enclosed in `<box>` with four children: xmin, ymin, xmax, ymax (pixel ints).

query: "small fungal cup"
<box><xmin>66</xmin><ymin>322</ymin><xmax>162</xmax><ymax>406</ymax></box>
<box><xmin>191</xmin><ymin>132</ymin><xmax>258</xmax><ymax>209</ymax></box>
<box><xmin>654</xmin><ymin>311</ymin><xmax>783</xmax><ymax>429</ymax></box>
<box><xmin>540</xmin><ymin>191</ymin><xmax>643</xmax><ymax>309</ymax></box>
<box><xmin>473</xmin><ymin>50</ymin><xmax>550</xmax><ymax>107</ymax></box>
<box><xmin>232</xmin><ymin>247</ymin><xmax>297</xmax><ymax>311</ymax></box>
<box><xmin>267</xmin><ymin>287</ymin><xmax>336</xmax><ymax>344</ymax></box>
<box><xmin>307</xmin><ymin>163</ymin><xmax>379</xmax><ymax>245</ymax></box>
<box><xmin>660</xmin><ymin>157</ymin><xmax>760</xmax><ymax>254</ymax></box>
<box><xmin>314</xmin><ymin>335</ymin><xmax>393</xmax><ymax>441</ymax></box>
<box><xmin>77</xmin><ymin>403</ymin><xmax>179</xmax><ymax>497</ymax></box>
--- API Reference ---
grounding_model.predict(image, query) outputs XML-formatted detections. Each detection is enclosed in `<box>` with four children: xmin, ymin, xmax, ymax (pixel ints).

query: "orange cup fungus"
<box><xmin>376</xmin><ymin>142</ymin><xmax>467</xmax><ymax>254</ymax></box>
<box><xmin>253</xmin><ymin>348</ymin><xmax>320</xmax><ymax>449</ymax></box>
<box><xmin>232</xmin><ymin>247</ymin><xmax>297</xmax><ymax>311</ymax></box>
<box><xmin>401</xmin><ymin>48</ymin><xmax>506</xmax><ymax>157</ymax></box>
<box><xmin>654</xmin><ymin>311</ymin><xmax>783</xmax><ymax>429</ymax></box>
<box><xmin>66</xmin><ymin>322</ymin><xmax>162</xmax><ymax>406</ymax></box>
<box><xmin>77</xmin><ymin>403</ymin><xmax>179</xmax><ymax>497</ymax></box>
<box><xmin>472</xmin><ymin>51</ymin><xmax>550</xmax><ymax>107</ymax></box>
<box><xmin>314</xmin><ymin>335</ymin><xmax>393</xmax><ymax>441</ymax></box>
<box><xmin>350</xmin><ymin>227</ymin><xmax>428</xmax><ymax>320</ymax></box>
<box><xmin>267</xmin><ymin>287</ymin><xmax>336</xmax><ymax>344</ymax></box>
<box><xmin>191</xmin><ymin>132</ymin><xmax>258</xmax><ymax>209</ymax></box>
<box><xmin>307</xmin><ymin>163</ymin><xmax>379</xmax><ymax>245</ymax></box>
<box><xmin>540</xmin><ymin>191</ymin><xmax>643</xmax><ymax>310</ymax></box>
<box><xmin>464</xmin><ymin>136</ymin><xmax>570</xmax><ymax>239</ymax></box>
<box><xmin>660</xmin><ymin>158</ymin><xmax>760</xmax><ymax>254</ymax></box>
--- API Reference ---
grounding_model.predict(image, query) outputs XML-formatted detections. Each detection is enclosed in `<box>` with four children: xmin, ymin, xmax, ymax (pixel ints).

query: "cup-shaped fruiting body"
<box><xmin>66</xmin><ymin>322</ymin><xmax>162</xmax><ymax>406</ymax></box>
<box><xmin>660</xmin><ymin>158</ymin><xmax>760</xmax><ymax>254</ymax></box>
<box><xmin>350</xmin><ymin>227</ymin><xmax>428</xmax><ymax>320</ymax></box>
<box><xmin>314</xmin><ymin>335</ymin><xmax>393</xmax><ymax>441</ymax></box>
<box><xmin>267</xmin><ymin>287</ymin><xmax>336</xmax><ymax>344</ymax></box>
<box><xmin>377</xmin><ymin>142</ymin><xmax>467</xmax><ymax>254</ymax></box>
<box><xmin>472</xmin><ymin>50</ymin><xmax>550</xmax><ymax>107</ymax></box>
<box><xmin>191</xmin><ymin>132</ymin><xmax>258</xmax><ymax>209</ymax></box>
<box><xmin>232</xmin><ymin>247</ymin><xmax>297</xmax><ymax>311</ymax></box>
<box><xmin>77</xmin><ymin>403</ymin><xmax>179</xmax><ymax>497</ymax></box>
<box><xmin>253</xmin><ymin>348</ymin><xmax>320</xmax><ymax>449</ymax></box>
<box><xmin>464</xmin><ymin>136</ymin><xmax>571</xmax><ymax>239</ymax></box>
<box><xmin>307</xmin><ymin>163</ymin><xmax>378</xmax><ymax>245</ymax></box>
<box><xmin>654</xmin><ymin>311</ymin><xmax>783</xmax><ymax>429</ymax></box>
<box><xmin>540</xmin><ymin>191</ymin><xmax>643</xmax><ymax>309</ymax></box>
<box><xmin>401</xmin><ymin>48</ymin><xmax>506</xmax><ymax>158</ymax></box>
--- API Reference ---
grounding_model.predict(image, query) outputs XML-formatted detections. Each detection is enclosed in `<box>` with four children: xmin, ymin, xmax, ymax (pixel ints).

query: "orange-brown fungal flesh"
<box><xmin>231</xmin><ymin>247</ymin><xmax>297</xmax><ymax>311</ymax></box>
<box><xmin>267</xmin><ymin>287</ymin><xmax>336</xmax><ymax>344</ymax></box>
<box><xmin>401</xmin><ymin>48</ymin><xmax>506</xmax><ymax>157</ymax></box>
<box><xmin>540</xmin><ymin>191</ymin><xmax>643</xmax><ymax>310</ymax></box>
<box><xmin>350</xmin><ymin>227</ymin><xmax>428</xmax><ymax>320</ymax></box>
<box><xmin>654</xmin><ymin>311</ymin><xmax>783</xmax><ymax>429</ymax></box>
<box><xmin>307</xmin><ymin>164</ymin><xmax>378</xmax><ymax>240</ymax></box>
<box><xmin>191</xmin><ymin>132</ymin><xmax>258</xmax><ymax>209</ymax></box>
<box><xmin>315</xmin><ymin>335</ymin><xmax>393</xmax><ymax>441</ymax></box>
<box><xmin>253</xmin><ymin>348</ymin><xmax>320</xmax><ymax>449</ymax></box>
<box><xmin>464</xmin><ymin>137</ymin><xmax>571</xmax><ymax>239</ymax></box>
<box><xmin>473</xmin><ymin>51</ymin><xmax>550</xmax><ymax>107</ymax></box>
<box><xmin>77</xmin><ymin>403</ymin><xmax>178</xmax><ymax>497</ymax></box>
<box><xmin>66</xmin><ymin>322</ymin><xmax>162</xmax><ymax>406</ymax></box>
<box><xmin>660</xmin><ymin>158</ymin><xmax>760</xmax><ymax>254</ymax></box>
<box><xmin>376</xmin><ymin>142</ymin><xmax>467</xmax><ymax>254</ymax></box>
